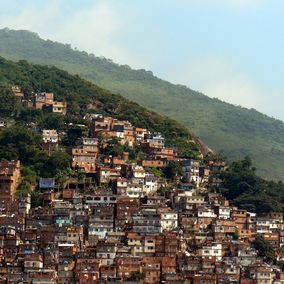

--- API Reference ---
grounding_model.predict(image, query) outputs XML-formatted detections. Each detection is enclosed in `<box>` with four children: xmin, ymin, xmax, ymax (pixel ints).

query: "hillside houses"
<box><xmin>11</xmin><ymin>87</ymin><xmax>67</xmax><ymax>115</ymax></box>
<box><xmin>34</xmin><ymin>92</ymin><xmax>67</xmax><ymax>115</ymax></box>
<box><xmin>4</xmin><ymin>89</ymin><xmax>284</xmax><ymax>283</ymax></box>
<box><xmin>1</xmin><ymin>173</ymin><xmax>284</xmax><ymax>283</ymax></box>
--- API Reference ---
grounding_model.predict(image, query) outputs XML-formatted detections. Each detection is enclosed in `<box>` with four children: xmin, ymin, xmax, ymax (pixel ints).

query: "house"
<box><xmin>123</xmin><ymin>124</ymin><xmax>135</xmax><ymax>147</ymax></box>
<box><xmin>42</xmin><ymin>129</ymin><xmax>59</xmax><ymax>144</ymax></box>
<box><xmin>100</xmin><ymin>264</ymin><xmax>117</xmax><ymax>280</ymax></box>
<box><xmin>85</xmin><ymin>191</ymin><xmax>116</xmax><ymax>205</ymax></box>
<box><xmin>155</xmin><ymin>233</ymin><xmax>178</xmax><ymax>257</ymax></box>
<box><xmin>27</xmin><ymin>269</ymin><xmax>57</xmax><ymax>284</ymax></box>
<box><xmin>66</xmin><ymin>226</ymin><xmax>84</xmax><ymax>245</ymax></box>
<box><xmin>182</xmin><ymin>195</ymin><xmax>205</xmax><ymax>210</ymax></box>
<box><xmin>142</xmin><ymin>257</ymin><xmax>161</xmax><ymax>283</ymax></box>
<box><xmin>72</xmin><ymin>148</ymin><xmax>97</xmax><ymax>173</ymax></box>
<box><xmin>132</xmin><ymin>209</ymin><xmax>162</xmax><ymax>234</ymax></box>
<box><xmin>24</xmin><ymin>254</ymin><xmax>44</xmax><ymax>271</ymax></box>
<box><xmin>159</xmin><ymin>209</ymin><xmax>178</xmax><ymax>231</ymax></box>
<box><xmin>0</xmin><ymin>160</ymin><xmax>21</xmax><ymax>206</ymax></box>
<box><xmin>89</xmin><ymin>115</ymin><xmax>112</xmax><ymax>137</ymax></box>
<box><xmin>142</xmin><ymin>159</ymin><xmax>167</xmax><ymax>168</ymax></box>
<box><xmin>144</xmin><ymin>133</ymin><xmax>165</xmax><ymax>148</ymax></box>
<box><xmin>213</xmin><ymin>219</ymin><xmax>237</xmax><ymax>240</ymax></box>
<box><xmin>126</xmin><ymin>183</ymin><xmax>144</xmax><ymax>198</ymax></box>
<box><xmin>131</xmin><ymin>165</ymin><xmax>146</xmax><ymax>183</ymax></box>
<box><xmin>42</xmin><ymin>130</ymin><xmax>59</xmax><ymax>155</ymax></box>
<box><xmin>11</xmin><ymin>86</ymin><xmax>24</xmax><ymax>99</ymax></box>
<box><xmin>79</xmin><ymin>137</ymin><xmax>99</xmax><ymax>151</ymax></box>
<box><xmin>127</xmin><ymin>232</ymin><xmax>143</xmax><ymax>256</ymax></box>
<box><xmin>96</xmin><ymin>166</ymin><xmax>111</xmax><ymax>184</ymax></box>
<box><xmin>231</xmin><ymin>209</ymin><xmax>248</xmax><ymax>230</ymax></box>
<box><xmin>0</xmin><ymin>121</ymin><xmax>6</xmax><ymax>129</ymax></box>
<box><xmin>161</xmin><ymin>256</ymin><xmax>177</xmax><ymax>279</ymax></box>
<box><xmin>134</xmin><ymin>127</ymin><xmax>148</xmax><ymax>143</ymax></box>
<box><xmin>254</xmin><ymin>267</ymin><xmax>273</xmax><ymax>284</ymax></box>
<box><xmin>74</xmin><ymin>258</ymin><xmax>100</xmax><ymax>283</ymax></box>
<box><xmin>96</xmin><ymin>241</ymin><xmax>117</xmax><ymax>265</ymax></box>
<box><xmin>143</xmin><ymin>174</ymin><xmax>158</xmax><ymax>194</ymax></box>
<box><xmin>35</xmin><ymin>92</ymin><xmax>54</xmax><ymax>110</ymax></box>
<box><xmin>115</xmin><ymin>197</ymin><xmax>140</xmax><ymax>229</ymax></box>
<box><xmin>88</xmin><ymin>205</ymin><xmax>114</xmax><ymax>239</ymax></box>
<box><xmin>51</xmin><ymin>101</ymin><xmax>67</xmax><ymax>115</ymax></box>
<box><xmin>34</xmin><ymin>92</ymin><xmax>67</xmax><ymax>115</ymax></box>
<box><xmin>263</xmin><ymin>233</ymin><xmax>279</xmax><ymax>249</ymax></box>
<box><xmin>113</xmin><ymin>178</ymin><xmax>128</xmax><ymax>195</ymax></box>
<box><xmin>181</xmin><ymin>159</ymin><xmax>200</xmax><ymax>186</ymax></box>
<box><xmin>18</xmin><ymin>193</ymin><xmax>31</xmax><ymax>215</ymax></box>
<box><xmin>116</xmin><ymin>257</ymin><xmax>143</xmax><ymax>281</ymax></box>
<box><xmin>192</xmin><ymin>274</ymin><xmax>217</xmax><ymax>284</ymax></box>
<box><xmin>215</xmin><ymin>206</ymin><xmax>231</xmax><ymax>220</ymax></box>
<box><xmin>256</xmin><ymin>218</ymin><xmax>272</xmax><ymax>234</ymax></box>
<box><xmin>208</xmin><ymin>161</ymin><xmax>226</xmax><ymax>188</ymax></box>
<box><xmin>39</xmin><ymin>178</ymin><xmax>56</xmax><ymax>191</ymax></box>
<box><xmin>238</xmin><ymin>229</ymin><xmax>256</xmax><ymax>242</ymax></box>
<box><xmin>198</xmin><ymin>206</ymin><xmax>217</xmax><ymax>228</ymax></box>
<box><xmin>199</xmin><ymin>243</ymin><xmax>223</xmax><ymax>261</ymax></box>
<box><xmin>199</xmin><ymin>166</ymin><xmax>210</xmax><ymax>184</ymax></box>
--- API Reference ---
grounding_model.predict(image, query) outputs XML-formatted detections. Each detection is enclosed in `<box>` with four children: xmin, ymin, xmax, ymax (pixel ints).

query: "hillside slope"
<box><xmin>0</xmin><ymin>56</ymin><xmax>200</xmax><ymax>159</ymax></box>
<box><xmin>0</xmin><ymin>28</ymin><xmax>283</xmax><ymax>179</ymax></box>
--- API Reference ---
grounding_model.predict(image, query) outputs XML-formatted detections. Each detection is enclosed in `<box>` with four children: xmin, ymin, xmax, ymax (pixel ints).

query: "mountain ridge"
<box><xmin>0</xmin><ymin>28</ymin><xmax>284</xmax><ymax>180</ymax></box>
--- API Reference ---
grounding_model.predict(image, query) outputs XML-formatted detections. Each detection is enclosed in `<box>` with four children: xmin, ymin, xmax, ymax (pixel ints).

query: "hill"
<box><xmin>1</xmin><ymin>55</ymin><xmax>284</xmax><ymax>214</ymax></box>
<box><xmin>0</xmin><ymin>56</ymin><xmax>200</xmax><ymax>160</ymax></box>
<box><xmin>0</xmin><ymin>28</ymin><xmax>283</xmax><ymax>180</ymax></box>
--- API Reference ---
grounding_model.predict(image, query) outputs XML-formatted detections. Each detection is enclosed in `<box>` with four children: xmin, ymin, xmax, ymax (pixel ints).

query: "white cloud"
<box><xmin>179</xmin><ymin>0</ymin><xmax>263</xmax><ymax>10</ymax></box>
<box><xmin>0</xmin><ymin>0</ymin><xmax>152</xmax><ymax>69</ymax></box>
<box><xmin>227</xmin><ymin>0</ymin><xmax>261</xmax><ymax>7</ymax></box>
<box><xmin>0</xmin><ymin>1</ymin><xmax>61</xmax><ymax>33</ymax></box>
<box><xmin>170</xmin><ymin>56</ymin><xmax>265</xmax><ymax>109</ymax></box>
<box><xmin>52</xmin><ymin>2</ymin><xmax>125</xmax><ymax>60</ymax></box>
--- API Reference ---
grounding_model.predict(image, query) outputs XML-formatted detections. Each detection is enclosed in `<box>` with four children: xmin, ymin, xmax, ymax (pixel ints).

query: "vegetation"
<box><xmin>1</xmin><ymin>29</ymin><xmax>284</xmax><ymax>179</ymax></box>
<box><xmin>254</xmin><ymin>234</ymin><xmax>276</xmax><ymax>263</ymax></box>
<box><xmin>163</xmin><ymin>160</ymin><xmax>183</xmax><ymax>179</ymax></box>
<box><xmin>131</xmin><ymin>271</ymin><xmax>145</xmax><ymax>281</ymax></box>
<box><xmin>220</xmin><ymin>157</ymin><xmax>284</xmax><ymax>213</ymax></box>
<box><xmin>0</xmin><ymin>56</ymin><xmax>200</xmax><ymax>159</ymax></box>
<box><xmin>145</xmin><ymin>167</ymin><xmax>164</xmax><ymax>178</ymax></box>
<box><xmin>0</xmin><ymin>125</ymin><xmax>72</xmax><ymax>179</ymax></box>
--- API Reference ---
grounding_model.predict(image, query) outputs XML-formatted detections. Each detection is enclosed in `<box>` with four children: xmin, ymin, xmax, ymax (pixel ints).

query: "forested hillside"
<box><xmin>0</xmin><ymin>56</ymin><xmax>200</xmax><ymax>160</ymax></box>
<box><xmin>0</xmin><ymin>28</ymin><xmax>284</xmax><ymax>180</ymax></box>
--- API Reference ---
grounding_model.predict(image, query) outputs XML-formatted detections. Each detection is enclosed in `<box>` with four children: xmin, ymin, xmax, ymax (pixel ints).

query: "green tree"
<box><xmin>131</xmin><ymin>271</ymin><xmax>145</xmax><ymax>281</ymax></box>
<box><xmin>163</xmin><ymin>160</ymin><xmax>182</xmax><ymax>179</ymax></box>
<box><xmin>42</xmin><ymin>151</ymin><xmax>72</xmax><ymax>177</ymax></box>
<box><xmin>0</xmin><ymin>87</ymin><xmax>20</xmax><ymax>117</ymax></box>
<box><xmin>220</xmin><ymin>157</ymin><xmax>284</xmax><ymax>213</ymax></box>
<box><xmin>254</xmin><ymin>234</ymin><xmax>275</xmax><ymax>263</ymax></box>
<box><xmin>0</xmin><ymin>125</ymin><xmax>42</xmax><ymax>164</ymax></box>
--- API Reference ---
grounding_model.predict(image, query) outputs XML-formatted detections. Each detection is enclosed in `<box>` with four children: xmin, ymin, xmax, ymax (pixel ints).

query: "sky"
<box><xmin>0</xmin><ymin>0</ymin><xmax>283</xmax><ymax>120</ymax></box>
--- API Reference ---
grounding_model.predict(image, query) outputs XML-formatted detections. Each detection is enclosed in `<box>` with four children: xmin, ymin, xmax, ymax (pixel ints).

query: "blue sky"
<box><xmin>0</xmin><ymin>0</ymin><xmax>283</xmax><ymax>120</ymax></box>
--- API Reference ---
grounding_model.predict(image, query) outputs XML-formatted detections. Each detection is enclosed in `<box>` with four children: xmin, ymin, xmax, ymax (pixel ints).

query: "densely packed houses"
<box><xmin>1</xmin><ymin>89</ymin><xmax>284</xmax><ymax>283</ymax></box>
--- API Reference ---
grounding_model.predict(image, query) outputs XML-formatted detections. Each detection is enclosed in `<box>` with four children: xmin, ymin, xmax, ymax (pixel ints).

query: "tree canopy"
<box><xmin>220</xmin><ymin>157</ymin><xmax>284</xmax><ymax>213</ymax></box>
